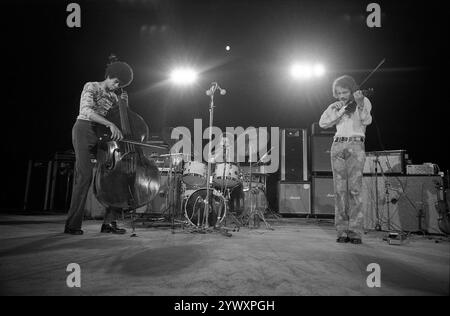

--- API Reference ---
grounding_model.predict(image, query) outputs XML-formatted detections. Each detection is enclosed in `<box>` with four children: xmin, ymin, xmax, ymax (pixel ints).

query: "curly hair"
<box><xmin>105</xmin><ymin>61</ymin><xmax>133</xmax><ymax>88</ymax></box>
<box><xmin>332</xmin><ymin>75</ymin><xmax>358</xmax><ymax>99</ymax></box>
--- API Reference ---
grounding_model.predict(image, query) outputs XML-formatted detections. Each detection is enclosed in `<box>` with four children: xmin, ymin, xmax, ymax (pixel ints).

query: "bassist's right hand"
<box><xmin>108</xmin><ymin>124</ymin><xmax>123</xmax><ymax>141</ymax></box>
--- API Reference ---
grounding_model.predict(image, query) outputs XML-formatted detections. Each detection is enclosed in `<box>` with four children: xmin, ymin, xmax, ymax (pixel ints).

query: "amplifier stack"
<box><xmin>276</xmin><ymin>122</ymin><xmax>441</xmax><ymax>228</ymax></box>
<box><xmin>310</xmin><ymin>123</ymin><xmax>334</xmax><ymax>215</ymax></box>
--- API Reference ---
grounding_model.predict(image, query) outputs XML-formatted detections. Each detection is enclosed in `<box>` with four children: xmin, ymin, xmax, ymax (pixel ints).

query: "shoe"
<box><xmin>349</xmin><ymin>238</ymin><xmax>362</xmax><ymax>244</ymax></box>
<box><xmin>64</xmin><ymin>227</ymin><xmax>84</xmax><ymax>235</ymax></box>
<box><xmin>336</xmin><ymin>237</ymin><xmax>349</xmax><ymax>243</ymax></box>
<box><xmin>100</xmin><ymin>222</ymin><xmax>126</xmax><ymax>234</ymax></box>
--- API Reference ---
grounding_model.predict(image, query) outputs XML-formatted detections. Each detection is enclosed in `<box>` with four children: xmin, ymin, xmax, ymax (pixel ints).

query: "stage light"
<box><xmin>290</xmin><ymin>63</ymin><xmax>312</xmax><ymax>79</ymax></box>
<box><xmin>225</xmin><ymin>45</ymin><xmax>231</xmax><ymax>51</ymax></box>
<box><xmin>313</xmin><ymin>63</ymin><xmax>325</xmax><ymax>77</ymax></box>
<box><xmin>290</xmin><ymin>62</ymin><xmax>325</xmax><ymax>79</ymax></box>
<box><xmin>170</xmin><ymin>68</ymin><xmax>198</xmax><ymax>85</ymax></box>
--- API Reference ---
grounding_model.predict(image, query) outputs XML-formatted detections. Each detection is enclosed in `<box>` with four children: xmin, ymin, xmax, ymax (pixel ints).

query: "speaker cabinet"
<box><xmin>362</xmin><ymin>175</ymin><xmax>442</xmax><ymax>233</ymax></box>
<box><xmin>280</xmin><ymin>128</ymin><xmax>308</xmax><ymax>181</ymax></box>
<box><xmin>311</xmin><ymin>135</ymin><xmax>333</xmax><ymax>174</ymax></box>
<box><xmin>311</xmin><ymin>122</ymin><xmax>335</xmax><ymax>135</ymax></box>
<box><xmin>312</xmin><ymin>176</ymin><xmax>335</xmax><ymax>215</ymax></box>
<box><xmin>278</xmin><ymin>181</ymin><xmax>311</xmax><ymax>214</ymax></box>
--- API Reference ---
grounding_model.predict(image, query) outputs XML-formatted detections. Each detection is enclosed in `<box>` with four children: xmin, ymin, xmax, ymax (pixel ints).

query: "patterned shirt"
<box><xmin>77</xmin><ymin>82</ymin><xmax>119</xmax><ymax>121</ymax></box>
<box><xmin>319</xmin><ymin>97</ymin><xmax>372</xmax><ymax>137</ymax></box>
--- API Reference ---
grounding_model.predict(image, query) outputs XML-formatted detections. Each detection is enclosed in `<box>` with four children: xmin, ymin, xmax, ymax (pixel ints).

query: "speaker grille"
<box><xmin>280</xmin><ymin>128</ymin><xmax>308</xmax><ymax>181</ymax></box>
<box><xmin>312</xmin><ymin>176</ymin><xmax>335</xmax><ymax>215</ymax></box>
<box><xmin>278</xmin><ymin>181</ymin><xmax>311</xmax><ymax>214</ymax></box>
<box><xmin>311</xmin><ymin>135</ymin><xmax>333</xmax><ymax>173</ymax></box>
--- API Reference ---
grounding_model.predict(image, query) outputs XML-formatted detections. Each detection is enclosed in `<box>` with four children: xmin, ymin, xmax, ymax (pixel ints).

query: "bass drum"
<box><xmin>184</xmin><ymin>188</ymin><xmax>227</xmax><ymax>227</ymax></box>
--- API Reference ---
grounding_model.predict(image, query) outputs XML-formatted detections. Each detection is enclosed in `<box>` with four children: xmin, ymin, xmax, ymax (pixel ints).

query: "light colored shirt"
<box><xmin>319</xmin><ymin>97</ymin><xmax>372</xmax><ymax>137</ymax></box>
<box><xmin>77</xmin><ymin>82</ymin><xmax>119</xmax><ymax>121</ymax></box>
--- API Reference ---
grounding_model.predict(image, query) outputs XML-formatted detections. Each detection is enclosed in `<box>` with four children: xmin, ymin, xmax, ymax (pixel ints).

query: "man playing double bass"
<box><xmin>64</xmin><ymin>61</ymin><xmax>133</xmax><ymax>235</ymax></box>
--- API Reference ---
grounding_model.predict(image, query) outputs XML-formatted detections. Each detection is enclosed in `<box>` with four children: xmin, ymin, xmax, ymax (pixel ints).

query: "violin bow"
<box><xmin>358</xmin><ymin>58</ymin><xmax>386</xmax><ymax>90</ymax></box>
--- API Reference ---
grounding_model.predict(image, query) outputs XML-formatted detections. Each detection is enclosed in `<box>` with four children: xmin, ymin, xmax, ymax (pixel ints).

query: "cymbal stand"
<box><xmin>219</xmin><ymin>143</ymin><xmax>242</xmax><ymax>230</ymax></box>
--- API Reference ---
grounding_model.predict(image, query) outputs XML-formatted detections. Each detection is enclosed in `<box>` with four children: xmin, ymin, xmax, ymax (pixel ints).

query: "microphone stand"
<box><xmin>374</xmin><ymin>153</ymin><xmax>382</xmax><ymax>231</ymax></box>
<box><xmin>203</xmin><ymin>82</ymin><xmax>229</xmax><ymax>235</ymax></box>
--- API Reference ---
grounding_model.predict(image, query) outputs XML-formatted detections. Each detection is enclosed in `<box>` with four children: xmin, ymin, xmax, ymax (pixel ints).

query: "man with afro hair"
<box><xmin>64</xmin><ymin>60</ymin><xmax>133</xmax><ymax>235</ymax></box>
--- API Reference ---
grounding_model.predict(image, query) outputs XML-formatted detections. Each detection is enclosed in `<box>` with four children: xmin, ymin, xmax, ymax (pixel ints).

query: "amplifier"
<box><xmin>278</xmin><ymin>181</ymin><xmax>311</xmax><ymax>214</ymax></box>
<box><xmin>406</xmin><ymin>164</ymin><xmax>437</xmax><ymax>175</ymax></box>
<box><xmin>141</xmin><ymin>140</ymin><xmax>170</xmax><ymax>168</ymax></box>
<box><xmin>280</xmin><ymin>128</ymin><xmax>308</xmax><ymax>181</ymax></box>
<box><xmin>362</xmin><ymin>175</ymin><xmax>442</xmax><ymax>233</ymax></box>
<box><xmin>363</xmin><ymin>150</ymin><xmax>407</xmax><ymax>175</ymax></box>
<box><xmin>312</xmin><ymin>176</ymin><xmax>335</xmax><ymax>215</ymax></box>
<box><xmin>311</xmin><ymin>122</ymin><xmax>335</xmax><ymax>135</ymax></box>
<box><xmin>311</xmin><ymin>135</ymin><xmax>334</xmax><ymax>174</ymax></box>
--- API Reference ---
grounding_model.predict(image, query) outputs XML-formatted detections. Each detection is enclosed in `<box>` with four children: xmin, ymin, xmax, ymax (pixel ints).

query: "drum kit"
<box><xmin>139</xmin><ymin>82</ymin><xmax>274</xmax><ymax>235</ymax></box>
<box><xmin>179</xmin><ymin>144</ymin><xmax>270</xmax><ymax>230</ymax></box>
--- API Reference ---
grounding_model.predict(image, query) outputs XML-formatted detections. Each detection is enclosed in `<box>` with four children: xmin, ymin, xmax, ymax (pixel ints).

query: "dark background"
<box><xmin>1</xmin><ymin>0</ymin><xmax>447</xmax><ymax>210</ymax></box>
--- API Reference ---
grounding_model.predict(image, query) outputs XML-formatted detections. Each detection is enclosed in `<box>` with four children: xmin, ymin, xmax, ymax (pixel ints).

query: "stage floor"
<box><xmin>0</xmin><ymin>214</ymin><xmax>448</xmax><ymax>296</ymax></box>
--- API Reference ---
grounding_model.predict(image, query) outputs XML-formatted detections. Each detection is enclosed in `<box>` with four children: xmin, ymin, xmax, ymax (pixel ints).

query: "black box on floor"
<box><xmin>23</xmin><ymin>160</ymin><xmax>53</xmax><ymax>211</ymax></box>
<box><xmin>278</xmin><ymin>181</ymin><xmax>311</xmax><ymax>214</ymax></box>
<box><xmin>47</xmin><ymin>160</ymin><xmax>74</xmax><ymax>211</ymax></box>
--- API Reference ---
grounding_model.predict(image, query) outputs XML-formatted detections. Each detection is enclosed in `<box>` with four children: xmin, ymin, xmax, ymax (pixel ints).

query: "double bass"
<box><xmin>94</xmin><ymin>56</ymin><xmax>160</xmax><ymax>210</ymax></box>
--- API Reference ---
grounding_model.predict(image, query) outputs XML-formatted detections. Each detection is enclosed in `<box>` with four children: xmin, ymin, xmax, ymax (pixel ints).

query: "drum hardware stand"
<box><xmin>242</xmin><ymin>145</ymin><xmax>274</xmax><ymax>230</ymax></box>
<box><xmin>138</xmin><ymin>153</ymin><xmax>185</xmax><ymax>232</ymax></box>
<box><xmin>218</xmin><ymin>139</ymin><xmax>242</xmax><ymax>231</ymax></box>
<box><xmin>126</xmin><ymin>187</ymin><xmax>138</xmax><ymax>237</ymax></box>
<box><xmin>375</xmin><ymin>157</ymin><xmax>392</xmax><ymax>232</ymax></box>
<box><xmin>159</xmin><ymin>153</ymin><xmax>184</xmax><ymax>233</ymax></box>
<box><xmin>222</xmin><ymin>188</ymin><xmax>242</xmax><ymax>231</ymax></box>
<box><xmin>373</xmin><ymin>153</ymin><xmax>382</xmax><ymax>231</ymax></box>
<box><xmin>375</xmin><ymin>153</ymin><xmax>403</xmax><ymax>242</ymax></box>
<box><xmin>256</xmin><ymin>147</ymin><xmax>280</xmax><ymax>221</ymax></box>
<box><xmin>130</xmin><ymin>209</ymin><xmax>138</xmax><ymax>237</ymax></box>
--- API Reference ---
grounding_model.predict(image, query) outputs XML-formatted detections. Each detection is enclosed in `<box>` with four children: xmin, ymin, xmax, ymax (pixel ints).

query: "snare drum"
<box><xmin>182</xmin><ymin>161</ymin><xmax>207</xmax><ymax>187</ymax></box>
<box><xmin>213</xmin><ymin>163</ymin><xmax>241</xmax><ymax>188</ymax></box>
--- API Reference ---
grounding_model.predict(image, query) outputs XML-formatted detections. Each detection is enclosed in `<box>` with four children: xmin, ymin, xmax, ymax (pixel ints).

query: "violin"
<box><xmin>343</xmin><ymin>88</ymin><xmax>374</xmax><ymax>114</ymax></box>
<box><xmin>93</xmin><ymin>56</ymin><xmax>160</xmax><ymax>210</ymax></box>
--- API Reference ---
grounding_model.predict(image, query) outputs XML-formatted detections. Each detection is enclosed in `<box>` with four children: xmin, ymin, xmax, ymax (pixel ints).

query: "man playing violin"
<box><xmin>319</xmin><ymin>75</ymin><xmax>372</xmax><ymax>244</ymax></box>
<box><xmin>64</xmin><ymin>61</ymin><xmax>133</xmax><ymax>235</ymax></box>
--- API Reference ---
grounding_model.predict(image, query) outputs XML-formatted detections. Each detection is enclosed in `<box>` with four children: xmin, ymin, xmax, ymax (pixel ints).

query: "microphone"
<box><xmin>206</xmin><ymin>82</ymin><xmax>226</xmax><ymax>96</ymax></box>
